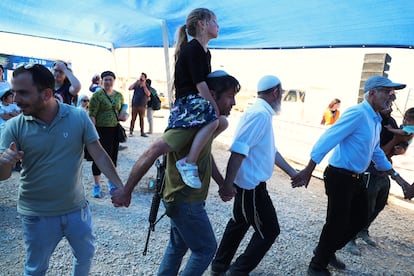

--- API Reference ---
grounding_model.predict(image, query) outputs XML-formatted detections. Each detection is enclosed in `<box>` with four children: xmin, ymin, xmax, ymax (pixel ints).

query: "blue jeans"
<box><xmin>158</xmin><ymin>201</ymin><xmax>217</xmax><ymax>276</ymax></box>
<box><xmin>21</xmin><ymin>203</ymin><xmax>95</xmax><ymax>276</ymax></box>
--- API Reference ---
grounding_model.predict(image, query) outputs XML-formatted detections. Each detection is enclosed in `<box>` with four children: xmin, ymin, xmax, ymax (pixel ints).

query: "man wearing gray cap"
<box><xmin>212</xmin><ymin>75</ymin><xmax>298</xmax><ymax>275</ymax></box>
<box><xmin>292</xmin><ymin>75</ymin><xmax>411</xmax><ymax>276</ymax></box>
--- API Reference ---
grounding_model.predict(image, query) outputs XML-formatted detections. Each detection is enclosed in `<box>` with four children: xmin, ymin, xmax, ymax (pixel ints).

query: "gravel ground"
<box><xmin>1</xmin><ymin>116</ymin><xmax>414</xmax><ymax>276</ymax></box>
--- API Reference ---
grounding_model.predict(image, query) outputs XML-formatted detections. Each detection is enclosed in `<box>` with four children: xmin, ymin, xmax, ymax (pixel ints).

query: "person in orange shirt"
<box><xmin>321</xmin><ymin>98</ymin><xmax>341</xmax><ymax>125</ymax></box>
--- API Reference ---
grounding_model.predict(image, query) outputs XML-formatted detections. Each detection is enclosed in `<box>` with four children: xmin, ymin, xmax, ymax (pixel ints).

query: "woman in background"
<box><xmin>77</xmin><ymin>94</ymin><xmax>90</xmax><ymax>112</ymax></box>
<box><xmin>321</xmin><ymin>98</ymin><xmax>341</xmax><ymax>125</ymax></box>
<box><xmin>89</xmin><ymin>71</ymin><xmax>128</xmax><ymax>198</ymax></box>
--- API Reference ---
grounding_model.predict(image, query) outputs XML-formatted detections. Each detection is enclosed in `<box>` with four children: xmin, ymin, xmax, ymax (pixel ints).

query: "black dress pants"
<box><xmin>311</xmin><ymin>166</ymin><xmax>368</xmax><ymax>269</ymax></box>
<box><xmin>212</xmin><ymin>182</ymin><xmax>280</xmax><ymax>275</ymax></box>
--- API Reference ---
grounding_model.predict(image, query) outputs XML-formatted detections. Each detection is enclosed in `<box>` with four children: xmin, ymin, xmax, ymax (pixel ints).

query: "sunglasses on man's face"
<box><xmin>82</xmin><ymin>99</ymin><xmax>89</xmax><ymax>102</ymax></box>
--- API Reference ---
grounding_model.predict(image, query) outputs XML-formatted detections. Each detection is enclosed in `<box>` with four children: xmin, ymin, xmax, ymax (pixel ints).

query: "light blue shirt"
<box><xmin>402</xmin><ymin>125</ymin><xmax>414</xmax><ymax>145</ymax></box>
<box><xmin>311</xmin><ymin>100</ymin><xmax>392</xmax><ymax>173</ymax></box>
<box><xmin>230</xmin><ymin>98</ymin><xmax>278</xmax><ymax>190</ymax></box>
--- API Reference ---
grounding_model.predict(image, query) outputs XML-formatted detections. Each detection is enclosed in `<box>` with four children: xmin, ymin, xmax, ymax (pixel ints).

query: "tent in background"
<box><xmin>0</xmin><ymin>0</ymin><xmax>413</xmax><ymax>50</ymax></box>
<box><xmin>2</xmin><ymin>0</ymin><xmax>413</xmax><ymax>105</ymax></box>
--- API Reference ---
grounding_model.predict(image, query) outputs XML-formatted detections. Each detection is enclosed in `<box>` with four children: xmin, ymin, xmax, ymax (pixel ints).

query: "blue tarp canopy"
<box><xmin>1</xmin><ymin>0</ymin><xmax>413</xmax><ymax>50</ymax></box>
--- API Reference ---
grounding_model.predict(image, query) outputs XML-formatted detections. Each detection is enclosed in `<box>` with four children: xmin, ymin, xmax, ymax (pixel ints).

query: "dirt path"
<box><xmin>1</xmin><ymin>112</ymin><xmax>414</xmax><ymax>275</ymax></box>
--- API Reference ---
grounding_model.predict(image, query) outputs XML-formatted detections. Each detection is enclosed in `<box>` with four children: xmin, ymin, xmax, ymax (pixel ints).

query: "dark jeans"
<box><xmin>157</xmin><ymin>201</ymin><xmax>216</xmax><ymax>276</ymax></box>
<box><xmin>92</xmin><ymin>127</ymin><xmax>119</xmax><ymax>176</ymax></box>
<box><xmin>212</xmin><ymin>182</ymin><xmax>280</xmax><ymax>275</ymax></box>
<box><xmin>311</xmin><ymin>166</ymin><xmax>368</xmax><ymax>269</ymax></box>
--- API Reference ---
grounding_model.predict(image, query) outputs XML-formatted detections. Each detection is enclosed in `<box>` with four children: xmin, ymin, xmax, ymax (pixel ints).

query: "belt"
<box><xmin>328</xmin><ymin>165</ymin><xmax>366</xmax><ymax>179</ymax></box>
<box><xmin>235</xmin><ymin>182</ymin><xmax>266</xmax><ymax>191</ymax></box>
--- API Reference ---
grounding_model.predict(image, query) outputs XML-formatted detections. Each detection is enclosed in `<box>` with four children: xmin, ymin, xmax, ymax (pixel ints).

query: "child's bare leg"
<box><xmin>213</xmin><ymin>115</ymin><xmax>229</xmax><ymax>138</ymax></box>
<box><xmin>185</xmin><ymin>119</ymin><xmax>219</xmax><ymax>164</ymax></box>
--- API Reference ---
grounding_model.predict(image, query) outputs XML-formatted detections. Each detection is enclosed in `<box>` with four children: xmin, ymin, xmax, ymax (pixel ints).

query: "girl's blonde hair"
<box><xmin>173</xmin><ymin>8</ymin><xmax>215</xmax><ymax>62</ymax></box>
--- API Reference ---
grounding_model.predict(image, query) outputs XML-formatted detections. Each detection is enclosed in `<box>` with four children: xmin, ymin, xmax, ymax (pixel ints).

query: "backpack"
<box><xmin>150</xmin><ymin>90</ymin><xmax>161</xmax><ymax>110</ymax></box>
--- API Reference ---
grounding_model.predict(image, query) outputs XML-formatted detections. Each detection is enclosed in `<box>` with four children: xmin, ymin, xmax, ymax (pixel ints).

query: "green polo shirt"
<box><xmin>0</xmin><ymin>102</ymin><xmax>99</xmax><ymax>216</ymax></box>
<box><xmin>162</xmin><ymin>128</ymin><xmax>213</xmax><ymax>203</ymax></box>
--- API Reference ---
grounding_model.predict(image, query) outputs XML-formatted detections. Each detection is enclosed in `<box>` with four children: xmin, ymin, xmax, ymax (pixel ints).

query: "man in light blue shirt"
<box><xmin>212</xmin><ymin>75</ymin><xmax>298</xmax><ymax>275</ymax></box>
<box><xmin>292</xmin><ymin>75</ymin><xmax>411</xmax><ymax>276</ymax></box>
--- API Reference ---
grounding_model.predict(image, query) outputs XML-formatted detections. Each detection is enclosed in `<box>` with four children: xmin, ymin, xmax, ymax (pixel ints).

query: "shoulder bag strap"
<box><xmin>103</xmin><ymin>89</ymin><xmax>119</xmax><ymax>121</ymax></box>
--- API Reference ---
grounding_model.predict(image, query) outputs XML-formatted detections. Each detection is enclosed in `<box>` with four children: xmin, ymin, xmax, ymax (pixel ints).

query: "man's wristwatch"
<box><xmin>391</xmin><ymin>171</ymin><xmax>399</xmax><ymax>180</ymax></box>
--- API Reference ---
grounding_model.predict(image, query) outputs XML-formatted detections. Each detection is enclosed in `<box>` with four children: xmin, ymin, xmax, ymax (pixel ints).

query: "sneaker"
<box><xmin>141</xmin><ymin>133</ymin><xmax>148</xmax><ymax>137</ymax></box>
<box><xmin>176</xmin><ymin>159</ymin><xmax>202</xmax><ymax>189</ymax></box>
<box><xmin>93</xmin><ymin>184</ymin><xmax>101</xmax><ymax>198</ymax></box>
<box><xmin>357</xmin><ymin>230</ymin><xmax>377</xmax><ymax>247</ymax></box>
<box><xmin>129</xmin><ymin>133</ymin><xmax>134</xmax><ymax>137</ymax></box>
<box><xmin>345</xmin><ymin>239</ymin><xmax>361</xmax><ymax>256</ymax></box>
<box><xmin>108</xmin><ymin>182</ymin><xmax>117</xmax><ymax>195</ymax></box>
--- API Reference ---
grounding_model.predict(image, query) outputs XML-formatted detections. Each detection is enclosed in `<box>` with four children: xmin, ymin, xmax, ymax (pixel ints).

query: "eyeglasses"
<box><xmin>82</xmin><ymin>99</ymin><xmax>90</xmax><ymax>102</ymax></box>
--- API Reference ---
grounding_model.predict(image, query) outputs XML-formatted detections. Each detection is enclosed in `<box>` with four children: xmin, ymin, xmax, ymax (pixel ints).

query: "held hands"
<box><xmin>0</xmin><ymin>142</ymin><xmax>24</xmax><ymax>167</ymax></box>
<box><xmin>218</xmin><ymin>183</ymin><xmax>236</xmax><ymax>202</ymax></box>
<box><xmin>393</xmin><ymin>174</ymin><xmax>414</xmax><ymax>200</ymax></box>
<box><xmin>396</xmin><ymin>177</ymin><xmax>414</xmax><ymax>200</ymax></box>
<box><xmin>291</xmin><ymin>169</ymin><xmax>312</xmax><ymax>188</ymax></box>
<box><xmin>111</xmin><ymin>187</ymin><xmax>132</xmax><ymax>208</ymax></box>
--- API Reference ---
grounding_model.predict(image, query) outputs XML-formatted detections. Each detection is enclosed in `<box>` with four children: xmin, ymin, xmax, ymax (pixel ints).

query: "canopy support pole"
<box><xmin>162</xmin><ymin>20</ymin><xmax>172</xmax><ymax>108</ymax></box>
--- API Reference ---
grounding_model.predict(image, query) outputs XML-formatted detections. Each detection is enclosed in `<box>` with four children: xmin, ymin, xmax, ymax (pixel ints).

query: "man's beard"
<box><xmin>273</xmin><ymin>102</ymin><xmax>281</xmax><ymax>115</ymax></box>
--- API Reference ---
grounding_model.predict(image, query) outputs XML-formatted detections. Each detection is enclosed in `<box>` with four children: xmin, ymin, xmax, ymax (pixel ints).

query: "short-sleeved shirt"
<box><xmin>89</xmin><ymin>84</ymin><xmax>100</xmax><ymax>93</ymax></box>
<box><xmin>230</xmin><ymin>98</ymin><xmax>278</xmax><ymax>190</ymax></box>
<box><xmin>174</xmin><ymin>39</ymin><xmax>211</xmax><ymax>98</ymax></box>
<box><xmin>0</xmin><ymin>81</ymin><xmax>11</xmax><ymax>94</ymax></box>
<box><xmin>162</xmin><ymin>128</ymin><xmax>213</xmax><ymax>203</ymax></box>
<box><xmin>402</xmin><ymin>125</ymin><xmax>414</xmax><ymax>135</ymax></box>
<box><xmin>54</xmin><ymin>82</ymin><xmax>74</xmax><ymax>105</ymax></box>
<box><xmin>88</xmin><ymin>89</ymin><xmax>124</xmax><ymax>127</ymax></box>
<box><xmin>0</xmin><ymin>102</ymin><xmax>99</xmax><ymax>216</ymax></box>
<box><xmin>0</xmin><ymin>103</ymin><xmax>20</xmax><ymax>128</ymax></box>
<box><xmin>131</xmin><ymin>85</ymin><xmax>149</xmax><ymax>107</ymax></box>
<box><xmin>402</xmin><ymin>125</ymin><xmax>414</xmax><ymax>145</ymax></box>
